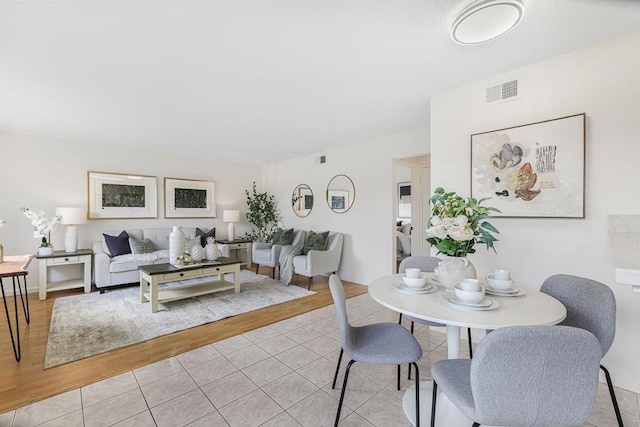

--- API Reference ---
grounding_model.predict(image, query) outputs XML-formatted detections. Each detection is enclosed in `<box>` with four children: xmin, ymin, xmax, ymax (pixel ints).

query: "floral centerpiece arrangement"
<box><xmin>21</xmin><ymin>207</ymin><xmax>62</xmax><ymax>254</ymax></box>
<box><xmin>425</xmin><ymin>187</ymin><xmax>500</xmax><ymax>257</ymax></box>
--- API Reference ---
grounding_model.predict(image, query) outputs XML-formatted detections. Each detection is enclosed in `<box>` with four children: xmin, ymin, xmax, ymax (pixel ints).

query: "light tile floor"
<box><xmin>2</xmin><ymin>293</ymin><xmax>639</xmax><ymax>427</ymax></box>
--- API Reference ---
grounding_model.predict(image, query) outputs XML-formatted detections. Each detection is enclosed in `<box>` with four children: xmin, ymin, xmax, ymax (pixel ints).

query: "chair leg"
<box><xmin>398</xmin><ymin>313</ymin><xmax>403</xmax><ymax>324</ymax></box>
<box><xmin>271</xmin><ymin>266</ymin><xmax>276</xmax><ymax>279</ymax></box>
<box><xmin>332</xmin><ymin>348</ymin><xmax>344</xmax><ymax>389</ymax></box>
<box><xmin>408</xmin><ymin>321</ymin><xmax>415</xmax><ymax>380</ymax></box>
<box><xmin>335</xmin><ymin>359</ymin><xmax>355</xmax><ymax>426</ymax></box>
<box><xmin>397</xmin><ymin>364</ymin><xmax>401</xmax><ymax>390</ymax></box>
<box><xmin>467</xmin><ymin>328</ymin><xmax>473</xmax><ymax>359</ymax></box>
<box><xmin>254</xmin><ymin>264</ymin><xmax>259</xmax><ymax>275</ymax></box>
<box><xmin>472</xmin><ymin>423</ymin><xmax>480</xmax><ymax>427</ymax></box>
<box><xmin>412</xmin><ymin>362</ymin><xmax>420</xmax><ymax>427</ymax></box>
<box><xmin>431</xmin><ymin>380</ymin><xmax>437</xmax><ymax>427</ymax></box>
<box><xmin>601</xmin><ymin>364</ymin><xmax>624</xmax><ymax>427</ymax></box>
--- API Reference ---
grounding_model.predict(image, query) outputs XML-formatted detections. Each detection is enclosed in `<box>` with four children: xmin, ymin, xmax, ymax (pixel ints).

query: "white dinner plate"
<box><xmin>440</xmin><ymin>295</ymin><xmax>500</xmax><ymax>311</ymax></box>
<box><xmin>485</xmin><ymin>287</ymin><xmax>527</xmax><ymax>297</ymax></box>
<box><xmin>392</xmin><ymin>282</ymin><xmax>438</xmax><ymax>295</ymax></box>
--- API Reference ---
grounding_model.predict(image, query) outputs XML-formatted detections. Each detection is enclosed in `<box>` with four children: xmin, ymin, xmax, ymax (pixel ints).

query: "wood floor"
<box><xmin>0</xmin><ymin>270</ymin><xmax>367</xmax><ymax>413</ymax></box>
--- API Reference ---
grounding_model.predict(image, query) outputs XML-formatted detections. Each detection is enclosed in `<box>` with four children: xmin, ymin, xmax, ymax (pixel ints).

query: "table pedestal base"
<box><xmin>403</xmin><ymin>381</ymin><xmax>498</xmax><ymax>427</ymax></box>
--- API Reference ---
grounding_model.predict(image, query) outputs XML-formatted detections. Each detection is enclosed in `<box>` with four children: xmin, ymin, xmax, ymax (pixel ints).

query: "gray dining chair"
<box><xmin>541</xmin><ymin>274</ymin><xmax>623</xmax><ymax>426</ymax></box>
<box><xmin>397</xmin><ymin>256</ymin><xmax>473</xmax><ymax>379</ymax></box>
<box><xmin>329</xmin><ymin>274</ymin><xmax>423</xmax><ymax>426</ymax></box>
<box><xmin>430</xmin><ymin>325</ymin><xmax>602</xmax><ymax>427</ymax></box>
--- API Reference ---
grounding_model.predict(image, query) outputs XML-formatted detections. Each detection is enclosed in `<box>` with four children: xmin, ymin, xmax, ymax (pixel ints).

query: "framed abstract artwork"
<box><xmin>398</xmin><ymin>182</ymin><xmax>411</xmax><ymax>218</ymax></box>
<box><xmin>471</xmin><ymin>113</ymin><xmax>586</xmax><ymax>218</ymax></box>
<box><xmin>88</xmin><ymin>171</ymin><xmax>158</xmax><ymax>219</ymax></box>
<box><xmin>164</xmin><ymin>178</ymin><xmax>216</xmax><ymax>218</ymax></box>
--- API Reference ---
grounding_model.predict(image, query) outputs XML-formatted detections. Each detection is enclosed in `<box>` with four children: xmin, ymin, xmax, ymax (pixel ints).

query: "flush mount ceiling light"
<box><xmin>451</xmin><ymin>0</ymin><xmax>525</xmax><ymax>45</ymax></box>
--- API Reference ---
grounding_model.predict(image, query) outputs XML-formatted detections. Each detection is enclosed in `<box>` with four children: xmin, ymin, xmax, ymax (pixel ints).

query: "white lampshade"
<box><xmin>56</xmin><ymin>207</ymin><xmax>87</xmax><ymax>253</ymax></box>
<box><xmin>451</xmin><ymin>0</ymin><xmax>525</xmax><ymax>45</ymax></box>
<box><xmin>223</xmin><ymin>210</ymin><xmax>240</xmax><ymax>223</ymax></box>
<box><xmin>56</xmin><ymin>207</ymin><xmax>87</xmax><ymax>225</ymax></box>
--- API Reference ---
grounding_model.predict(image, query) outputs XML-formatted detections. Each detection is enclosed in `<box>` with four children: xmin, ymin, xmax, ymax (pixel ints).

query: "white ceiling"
<box><xmin>1</xmin><ymin>0</ymin><xmax>639</xmax><ymax>165</ymax></box>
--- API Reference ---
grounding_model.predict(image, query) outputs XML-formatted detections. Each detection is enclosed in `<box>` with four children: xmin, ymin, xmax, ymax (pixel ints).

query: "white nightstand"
<box><xmin>37</xmin><ymin>249</ymin><xmax>93</xmax><ymax>300</ymax></box>
<box><xmin>216</xmin><ymin>239</ymin><xmax>252</xmax><ymax>268</ymax></box>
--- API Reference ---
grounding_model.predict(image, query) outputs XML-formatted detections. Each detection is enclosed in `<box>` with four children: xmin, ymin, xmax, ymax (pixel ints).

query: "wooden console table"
<box><xmin>139</xmin><ymin>257</ymin><xmax>242</xmax><ymax>313</ymax></box>
<box><xmin>216</xmin><ymin>239</ymin><xmax>252</xmax><ymax>269</ymax></box>
<box><xmin>0</xmin><ymin>255</ymin><xmax>34</xmax><ymax>361</ymax></box>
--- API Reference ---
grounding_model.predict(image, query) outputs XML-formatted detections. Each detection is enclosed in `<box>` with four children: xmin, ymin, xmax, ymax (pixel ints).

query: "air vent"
<box><xmin>316</xmin><ymin>155</ymin><xmax>326</xmax><ymax>164</ymax></box>
<box><xmin>486</xmin><ymin>79</ymin><xmax>520</xmax><ymax>104</ymax></box>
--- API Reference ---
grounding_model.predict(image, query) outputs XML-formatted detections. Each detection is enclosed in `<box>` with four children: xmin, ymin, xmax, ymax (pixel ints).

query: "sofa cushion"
<box><xmin>103</xmin><ymin>231</ymin><xmax>131</xmax><ymax>257</ymax></box>
<box><xmin>272</xmin><ymin>228</ymin><xmax>294</xmax><ymax>245</ymax></box>
<box><xmin>196</xmin><ymin>227</ymin><xmax>215</xmax><ymax>245</ymax></box>
<box><xmin>129</xmin><ymin>237</ymin><xmax>155</xmax><ymax>254</ymax></box>
<box><xmin>302</xmin><ymin>230</ymin><xmax>329</xmax><ymax>255</ymax></box>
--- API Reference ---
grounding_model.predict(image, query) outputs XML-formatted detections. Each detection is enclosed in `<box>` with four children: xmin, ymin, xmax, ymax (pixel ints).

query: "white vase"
<box><xmin>169</xmin><ymin>226</ymin><xmax>185</xmax><ymax>266</ymax></box>
<box><xmin>0</xmin><ymin>243</ymin><xmax>3</xmax><ymax>263</ymax></box>
<box><xmin>436</xmin><ymin>256</ymin><xmax>476</xmax><ymax>291</ymax></box>
<box><xmin>204</xmin><ymin>237</ymin><xmax>221</xmax><ymax>261</ymax></box>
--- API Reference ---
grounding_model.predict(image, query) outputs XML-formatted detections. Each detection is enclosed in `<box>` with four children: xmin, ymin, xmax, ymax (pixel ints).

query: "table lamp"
<box><xmin>223</xmin><ymin>209</ymin><xmax>240</xmax><ymax>241</ymax></box>
<box><xmin>55</xmin><ymin>207</ymin><xmax>87</xmax><ymax>253</ymax></box>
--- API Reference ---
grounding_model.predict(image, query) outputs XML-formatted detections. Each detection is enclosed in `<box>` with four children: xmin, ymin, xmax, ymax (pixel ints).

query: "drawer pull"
<box><xmin>65</xmin><ymin>258</ymin><xmax>69</xmax><ymax>261</ymax></box>
<box><xmin>216</xmin><ymin>268</ymin><xmax>220</xmax><ymax>271</ymax></box>
<box><xmin>180</xmin><ymin>273</ymin><xmax>184</xmax><ymax>277</ymax></box>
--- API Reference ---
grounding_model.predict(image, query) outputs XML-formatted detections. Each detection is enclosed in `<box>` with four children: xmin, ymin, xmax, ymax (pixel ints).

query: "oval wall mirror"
<box><xmin>292</xmin><ymin>184</ymin><xmax>314</xmax><ymax>218</ymax></box>
<box><xmin>326</xmin><ymin>174</ymin><xmax>355</xmax><ymax>214</ymax></box>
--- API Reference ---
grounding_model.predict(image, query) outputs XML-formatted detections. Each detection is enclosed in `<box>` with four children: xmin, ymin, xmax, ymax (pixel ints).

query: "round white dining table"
<box><xmin>368</xmin><ymin>273</ymin><xmax>567</xmax><ymax>426</ymax></box>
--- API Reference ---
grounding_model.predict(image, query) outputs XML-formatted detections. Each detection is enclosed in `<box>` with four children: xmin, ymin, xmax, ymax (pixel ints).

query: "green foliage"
<box><xmin>425</xmin><ymin>187</ymin><xmax>500</xmax><ymax>257</ymax></box>
<box><xmin>244</xmin><ymin>182</ymin><xmax>280</xmax><ymax>242</ymax></box>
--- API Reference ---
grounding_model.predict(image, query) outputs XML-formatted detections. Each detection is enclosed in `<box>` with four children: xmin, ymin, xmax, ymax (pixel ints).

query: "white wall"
<box><xmin>0</xmin><ymin>133</ymin><xmax>262</xmax><ymax>291</ymax></box>
<box><xmin>431</xmin><ymin>31</ymin><xmax>640</xmax><ymax>392</ymax></box>
<box><xmin>263</xmin><ymin>128</ymin><xmax>429</xmax><ymax>284</ymax></box>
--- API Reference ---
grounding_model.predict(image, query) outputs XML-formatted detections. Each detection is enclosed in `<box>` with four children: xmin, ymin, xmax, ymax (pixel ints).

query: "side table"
<box><xmin>0</xmin><ymin>255</ymin><xmax>34</xmax><ymax>361</ymax></box>
<box><xmin>216</xmin><ymin>239</ymin><xmax>252</xmax><ymax>269</ymax></box>
<box><xmin>37</xmin><ymin>249</ymin><xmax>93</xmax><ymax>300</ymax></box>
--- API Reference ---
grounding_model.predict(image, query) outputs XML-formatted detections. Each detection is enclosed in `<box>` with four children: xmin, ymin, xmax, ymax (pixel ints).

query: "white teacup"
<box><xmin>460</xmin><ymin>278</ymin><xmax>480</xmax><ymax>292</ymax></box>
<box><xmin>405</xmin><ymin>268</ymin><xmax>421</xmax><ymax>279</ymax></box>
<box><xmin>493</xmin><ymin>269</ymin><xmax>511</xmax><ymax>280</ymax></box>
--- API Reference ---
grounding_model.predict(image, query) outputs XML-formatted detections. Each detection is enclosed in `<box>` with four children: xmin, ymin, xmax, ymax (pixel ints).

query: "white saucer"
<box><xmin>392</xmin><ymin>282</ymin><xmax>437</xmax><ymax>295</ymax></box>
<box><xmin>485</xmin><ymin>287</ymin><xmax>527</xmax><ymax>297</ymax></box>
<box><xmin>440</xmin><ymin>295</ymin><xmax>500</xmax><ymax>311</ymax></box>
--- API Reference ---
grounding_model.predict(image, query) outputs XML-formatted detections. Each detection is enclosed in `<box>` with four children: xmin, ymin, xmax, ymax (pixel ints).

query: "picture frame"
<box><xmin>328</xmin><ymin>190</ymin><xmax>349</xmax><ymax>213</ymax></box>
<box><xmin>470</xmin><ymin>113</ymin><xmax>586</xmax><ymax>218</ymax></box>
<box><xmin>398</xmin><ymin>182</ymin><xmax>411</xmax><ymax>218</ymax></box>
<box><xmin>164</xmin><ymin>178</ymin><xmax>216</xmax><ymax>218</ymax></box>
<box><xmin>88</xmin><ymin>171</ymin><xmax>158</xmax><ymax>219</ymax></box>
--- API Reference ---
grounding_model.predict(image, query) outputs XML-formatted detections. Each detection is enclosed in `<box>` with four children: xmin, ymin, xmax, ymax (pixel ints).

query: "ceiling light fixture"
<box><xmin>451</xmin><ymin>0</ymin><xmax>525</xmax><ymax>45</ymax></box>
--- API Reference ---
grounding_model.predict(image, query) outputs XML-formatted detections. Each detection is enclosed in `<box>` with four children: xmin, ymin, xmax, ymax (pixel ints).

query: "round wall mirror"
<box><xmin>292</xmin><ymin>184</ymin><xmax>314</xmax><ymax>217</ymax></box>
<box><xmin>326</xmin><ymin>174</ymin><xmax>355</xmax><ymax>214</ymax></box>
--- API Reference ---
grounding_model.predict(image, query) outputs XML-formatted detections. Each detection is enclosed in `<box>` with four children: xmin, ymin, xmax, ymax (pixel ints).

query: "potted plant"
<box><xmin>21</xmin><ymin>207</ymin><xmax>62</xmax><ymax>256</ymax></box>
<box><xmin>244</xmin><ymin>182</ymin><xmax>280</xmax><ymax>242</ymax></box>
<box><xmin>425</xmin><ymin>187</ymin><xmax>500</xmax><ymax>289</ymax></box>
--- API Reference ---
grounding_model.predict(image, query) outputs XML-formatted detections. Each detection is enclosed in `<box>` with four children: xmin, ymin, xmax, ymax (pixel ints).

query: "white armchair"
<box><xmin>293</xmin><ymin>232</ymin><xmax>344</xmax><ymax>290</ymax></box>
<box><xmin>252</xmin><ymin>230</ymin><xmax>306</xmax><ymax>279</ymax></box>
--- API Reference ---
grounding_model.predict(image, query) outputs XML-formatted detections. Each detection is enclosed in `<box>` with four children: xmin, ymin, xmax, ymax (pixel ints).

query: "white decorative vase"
<box><xmin>190</xmin><ymin>241</ymin><xmax>204</xmax><ymax>262</ymax></box>
<box><xmin>169</xmin><ymin>226</ymin><xmax>185</xmax><ymax>266</ymax></box>
<box><xmin>204</xmin><ymin>237</ymin><xmax>221</xmax><ymax>261</ymax></box>
<box><xmin>38</xmin><ymin>246</ymin><xmax>54</xmax><ymax>256</ymax></box>
<box><xmin>436</xmin><ymin>256</ymin><xmax>476</xmax><ymax>291</ymax></box>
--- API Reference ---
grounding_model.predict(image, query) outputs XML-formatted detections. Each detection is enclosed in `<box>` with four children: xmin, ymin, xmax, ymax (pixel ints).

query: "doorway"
<box><xmin>393</xmin><ymin>155</ymin><xmax>431</xmax><ymax>271</ymax></box>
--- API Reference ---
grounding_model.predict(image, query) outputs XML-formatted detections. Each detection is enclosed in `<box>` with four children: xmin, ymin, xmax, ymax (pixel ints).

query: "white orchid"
<box><xmin>21</xmin><ymin>207</ymin><xmax>62</xmax><ymax>246</ymax></box>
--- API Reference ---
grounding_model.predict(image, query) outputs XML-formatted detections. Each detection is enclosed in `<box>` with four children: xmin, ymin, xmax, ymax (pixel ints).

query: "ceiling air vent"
<box><xmin>486</xmin><ymin>79</ymin><xmax>520</xmax><ymax>104</ymax></box>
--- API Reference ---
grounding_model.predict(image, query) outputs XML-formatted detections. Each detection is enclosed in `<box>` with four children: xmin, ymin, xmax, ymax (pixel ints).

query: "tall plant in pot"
<box><xmin>425</xmin><ymin>187</ymin><xmax>500</xmax><ymax>290</ymax></box>
<box><xmin>244</xmin><ymin>182</ymin><xmax>280</xmax><ymax>242</ymax></box>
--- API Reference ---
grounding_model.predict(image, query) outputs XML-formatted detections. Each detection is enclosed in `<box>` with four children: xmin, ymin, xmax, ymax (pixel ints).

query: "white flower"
<box><xmin>441</xmin><ymin>217</ymin><xmax>455</xmax><ymax>229</ymax></box>
<box><xmin>448</xmin><ymin>226</ymin><xmax>474</xmax><ymax>241</ymax></box>
<box><xmin>426</xmin><ymin>224</ymin><xmax>447</xmax><ymax>240</ymax></box>
<box><xmin>21</xmin><ymin>207</ymin><xmax>61</xmax><ymax>240</ymax></box>
<box><xmin>453</xmin><ymin>215</ymin><xmax>468</xmax><ymax>227</ymax></box>
<box><xmin>430</xmin><ymin>216</ymin><xmax>442</xmax><ymax>226</ymax></box>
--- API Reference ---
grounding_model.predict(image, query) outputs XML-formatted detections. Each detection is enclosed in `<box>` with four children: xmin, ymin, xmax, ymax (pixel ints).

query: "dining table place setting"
<box><xmin>392</xmin><ymin>267</ymin><xmax>439</xmax><ymax>294</ymax></box>
<box><xmin>483</xmin><ymin>269</ymin><xmax>527</xmax><ymax>297</ymax></box>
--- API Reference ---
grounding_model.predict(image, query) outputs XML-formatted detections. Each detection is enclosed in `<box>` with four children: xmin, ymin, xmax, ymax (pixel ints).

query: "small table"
<box><xmin>0</xmin><ymin>255</ymin><xmax>34</xmax><ymax>361</ymax></box>
<box><xmin>216</xmin><ymin>239</ymin><xmax>252</xmax><ymax>269</ymax></box>
<box><xmin>139</xmin><ymin>257</ymin><xmax>242</xmax><ymax>313</ymax></box>
<box><xmin>368</xmin><ymin>273</ymin><xmax>567</xmax><ymax>426</ymax></box>
<box><xmin>36</xmin><ymin>249</ymin><xmax>92</xmax><ymax>300</ymax></box>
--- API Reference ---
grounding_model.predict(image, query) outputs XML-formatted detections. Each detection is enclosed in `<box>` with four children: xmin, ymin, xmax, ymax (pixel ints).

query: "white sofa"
<box><xmin>93</xmin><ymin>227</ymin><xmax>227</xmax><ymax>291</ymax></box>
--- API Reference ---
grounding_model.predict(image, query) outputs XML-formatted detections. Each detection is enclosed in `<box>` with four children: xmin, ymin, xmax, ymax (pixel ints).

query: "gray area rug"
<box><xmin>44</xmin><ymin>271</ymin><xmax>315</xmax><ymax>368</ymax></box>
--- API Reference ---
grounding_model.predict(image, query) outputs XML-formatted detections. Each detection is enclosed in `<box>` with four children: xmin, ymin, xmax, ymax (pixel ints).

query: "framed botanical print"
<box><xmin>164</xmin><ymin>178</ymin><xmax>216</xmax><ymax>218</ymax></box>
<box><xmin>471</xmin><ymin>113</ymin><xmax>585</xmax><ymax>218</ymax></box>
<box><xmin>88</xmin><ymin>171</ymin><xmax>158</xmax><ymax>219</ymax></box>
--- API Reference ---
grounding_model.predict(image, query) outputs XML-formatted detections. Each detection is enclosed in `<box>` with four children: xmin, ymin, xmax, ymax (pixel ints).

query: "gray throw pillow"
<box><xmin>129</xmin><ymin>237</ymin><xmax>155</xmax><ymax>254</ymax></box>
<box><xmin>103</xmin><ymin>231</ymin><xmax>131</xmax><ymax>257</ymax></box>
<box><xmin>302</xmin><ymin>230</ymin><xmax>329</xmax><ymax>255</ymax></box>
<box><xmin>271</xmin><ymin>228</ymin><xmax>294</xmax><ymax>245</ymax></box>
